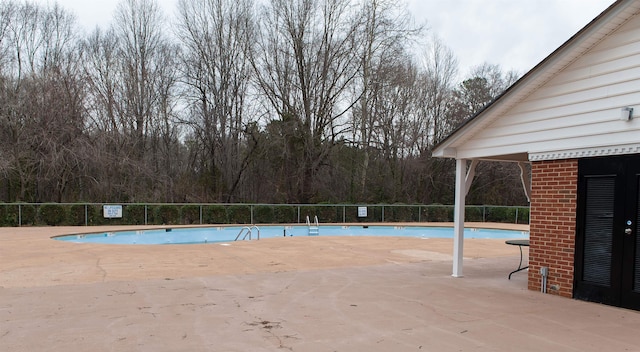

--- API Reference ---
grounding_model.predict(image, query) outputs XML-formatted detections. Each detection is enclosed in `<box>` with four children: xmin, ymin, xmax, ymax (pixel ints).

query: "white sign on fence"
<box><xmin>103</xmin><ymin>205</ymin><xmax>123</xmax><ymax>218</ymax></box>
<box><xmin>358</xmin><ymin>206</ymin><xmax>368</xmax><ymax>218</ymax></box>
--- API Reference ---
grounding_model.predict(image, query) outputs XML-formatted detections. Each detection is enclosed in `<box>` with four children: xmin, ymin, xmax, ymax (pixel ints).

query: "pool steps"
<box><xmin>306</xmin><ymin>215</ymin><xmax>320</xmax><ymax>236</ymax></box>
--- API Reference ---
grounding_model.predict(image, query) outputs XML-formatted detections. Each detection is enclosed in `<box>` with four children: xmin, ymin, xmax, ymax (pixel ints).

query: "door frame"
<box><xmin>574</xmin><ymin>154</ymin><xmax>640</xmax><ymax>309</ymax></box>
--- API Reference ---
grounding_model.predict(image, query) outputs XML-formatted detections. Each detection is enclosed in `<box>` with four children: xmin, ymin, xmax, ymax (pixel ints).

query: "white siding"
<box><xmin>454</xmin><ymin>13</ymin><xmax>640</xmax><ymax>161</ymax></box>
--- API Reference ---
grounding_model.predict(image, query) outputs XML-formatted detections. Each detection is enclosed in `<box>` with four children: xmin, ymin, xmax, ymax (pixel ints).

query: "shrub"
<box><xmin>88</xmin><ymin>205</ymin><xmax>107</xmax><ymax>225</ymax></box>
<box><xmin>13</xmin><ymin>204</ymin><xmax>36</xmax><ymax>226</ymax></box>
<box><xmin>423</xmin><ymin>205</ymin><xmax>453</xmax><ymax>222</ymax></box>
<box><xmin>154</xmin><ymin>204</ymin><xmax>180</xmax><ymax>225</ymax></box>
<box><xmin>38</xmin><ymin>204</ymin><xmax>67</xmax><ymax>226</ymax></box>
<box><xmin>465</xmin><ymin>206</ymin><xmax>484</xmax><ymax>222</ymax></box>
<box><xmin>315</xmin><ymin>205</ymin><xmax>340</xmax><ymax>222</ymax></box>
<box><xmin>299</xmin><ymin>205</ymin><xmax>335</xmax><ymax>223</ymax></box>
<box><xmin>89</xmin><ymin>204</ymin><xmax>109</xmax><ymax>225</ymax></box>
<box><xmin>299</xmin><ymin>206</ymin><xmax>317</xmax><ymax>222</ymax></box>
<box><xmin>181</xmin><ymin>205</ymin><xmax>201</xmax><ymax>224</ymax></box>
<box><xmin>343</xmin><ymin>206</ymin><xmax>357</xmax><ymax>222</ymax></box>
<box><xmin>517</xmin><ymin>207</ymin><xmax>530</xmax><ymax>224</ymax></box>
<box><xmin>228</xmin><ymin>205</ymin><xmax>251</xmax><ymax>224</ymax></box>
<box><xmin>369</xmin><ymin>206</ymin><xmax>384</xmax><ymax>222</ymax></box>
<box><xmin>124</xmin><ymin>204</ymin><xmax>147</xmax><ymax>225</ymax></box>
<box><xmin>203</xmin><ymin>205</ymin><xmax>227</xmax><ymax>224</ymax></box>
<box><xmin>0</xmin><ymin>204</ymin><xmax>17</xmax><ymax>226</ymax></box>
<box><xmin>387</xmin><ymin>205</ymin><xmax>418</xmax><ymax>222</ymax></box>
<box><xmin>68</xmin><ymin>204</ymin><xmax>87</xmax><ymax>226</ymax></box>
<box><xmin>485</xmin><ymin>206</ymin><xmax>514</xmax><ymax>223</ymax></box>
<box><xmin>254</xmin><ymin>205</ymin><xmax>274</xmax><ymax>223</ymax></box>
<box><xmin>273</xmin><ymin>205</ymin><xmax>297</xmax><ymax>223</ymax></box>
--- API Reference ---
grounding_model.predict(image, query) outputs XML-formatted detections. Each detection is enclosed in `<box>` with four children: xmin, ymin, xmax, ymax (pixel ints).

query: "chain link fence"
<box><xmin>0</xmin><ymin>203</ymin><xmax>529</xmax><ymax>227</ymax></box>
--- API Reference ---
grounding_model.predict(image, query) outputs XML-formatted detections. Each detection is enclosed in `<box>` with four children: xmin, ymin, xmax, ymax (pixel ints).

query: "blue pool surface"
<box><xmin>53</xmin><ymin>225</ymin><xmax>529</xmax><ymax>245</ymax></box>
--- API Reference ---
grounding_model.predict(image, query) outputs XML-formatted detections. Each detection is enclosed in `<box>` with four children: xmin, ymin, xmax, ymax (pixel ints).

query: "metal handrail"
<box><xmin>305</xmin><ymin>216</ymin><xmax>319</xmax><ymax>226</ymax></box>
<box><xmin>234</xmin><ymin>225</ymin><xmax>260</xmax><ymax>241</ymax></box>
<box><xmin>306</xmin><ymin>215</ymin><xmax>320</xmax><ymax>236</ymax></box>
<box><xmin>234</xmin><ymin>227</ymin><xmax>250</xmax><ymax>241</ymax></box>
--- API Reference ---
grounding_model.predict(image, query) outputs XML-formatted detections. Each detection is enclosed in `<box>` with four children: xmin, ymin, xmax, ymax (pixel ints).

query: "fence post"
<box><xmin>144</xmin><ymin>205</ymin><xmax>148</xmax><ymax>225</ymax></box>
<box><xmin>19</xmin><ymin>204</ymin><xmax>22</xmax><ymax>227</ymax></box>
<box><xmin>515</xmin><ymin>207</ymin><xmax>519</xmax><ymax>224</ymax></box>
<box><xmin>85</xmin><ymin>205</ymin><xmax>88</xmax><ymax>226</ymax></box>
<box><xmin>199</xmin><ymin>205</ymin><xmax>203</xmax><ymax>225</ymax></box>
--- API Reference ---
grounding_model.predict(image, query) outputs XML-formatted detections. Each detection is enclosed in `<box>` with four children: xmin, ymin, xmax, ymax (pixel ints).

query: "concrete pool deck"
<box><xmin>2</xmin><ymin>223</ymin><xmax>640</xmax><ymax>351</ymax></box>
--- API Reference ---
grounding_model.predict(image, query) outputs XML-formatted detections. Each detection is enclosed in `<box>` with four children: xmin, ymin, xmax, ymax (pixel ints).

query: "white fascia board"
<box><xmin>529</xmin><ymin>143</ymin><xmax>640</xmax><ymax>161</ymax></box>
<box><xmin>432</xmin><ymin>147</ymin><xmax>457</xmax><ymax>158</ymax></box>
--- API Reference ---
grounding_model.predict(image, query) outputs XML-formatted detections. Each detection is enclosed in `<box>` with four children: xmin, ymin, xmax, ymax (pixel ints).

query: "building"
<box><xmin>432</xmin><ymin>0</ymin><xmax>640</xmax><ymax>310</ymax></box>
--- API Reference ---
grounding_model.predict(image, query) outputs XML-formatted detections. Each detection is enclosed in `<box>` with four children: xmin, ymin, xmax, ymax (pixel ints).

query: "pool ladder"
<box><xmin>234</xmin><ymin>225</ymin><xmax>260</xmax><ymax>241</ymax></box>
<box><xmin>306</xmin><ymin>216</ymin><xmax>319</xmax><ymax>236</ymax></box>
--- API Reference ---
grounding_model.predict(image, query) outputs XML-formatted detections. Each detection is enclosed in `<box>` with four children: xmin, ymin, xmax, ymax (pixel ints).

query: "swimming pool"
<box><xmin>53</xmin><ymin>225</ymin><xmax>529</xmax><ymax>245</ymax></box>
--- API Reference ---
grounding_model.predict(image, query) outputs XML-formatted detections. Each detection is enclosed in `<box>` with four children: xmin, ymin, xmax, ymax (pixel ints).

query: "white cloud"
<box><xmin>407</xmin><ymin>0</ymin><xmax>613</xmax><ymax>75</ymax></box>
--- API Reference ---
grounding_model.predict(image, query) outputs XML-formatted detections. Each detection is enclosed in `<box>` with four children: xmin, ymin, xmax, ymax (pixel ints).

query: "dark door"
<box><xmin>574</xmin><ymin>154</ymin><xmax>640</xmax><ymax>310</ymax></box>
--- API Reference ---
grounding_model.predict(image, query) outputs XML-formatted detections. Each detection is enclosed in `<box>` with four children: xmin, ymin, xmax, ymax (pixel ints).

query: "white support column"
<box><xmin>452</xmin><ymin>158</ymin><xmax>468</xmax><ymax>278</ymax></box>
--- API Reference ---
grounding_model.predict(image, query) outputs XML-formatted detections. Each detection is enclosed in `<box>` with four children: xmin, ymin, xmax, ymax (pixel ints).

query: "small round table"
<box><xmin>505</xmin><ymin>239</ymin><xmax>529</xmax><ymax>279</ymax></box>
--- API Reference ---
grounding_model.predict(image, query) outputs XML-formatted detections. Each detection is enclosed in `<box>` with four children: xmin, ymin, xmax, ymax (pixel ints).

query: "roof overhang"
<box><xmin>432</xmin><ymin>0</ymin><xmax>640</xmax><ymax>162</ymax></box>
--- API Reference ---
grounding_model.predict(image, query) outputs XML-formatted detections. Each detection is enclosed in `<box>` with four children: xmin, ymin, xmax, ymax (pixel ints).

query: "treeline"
<box><xmin>0</xmin><ymin>0</ymin><xmax>528</xmax><ymax>206</ymax></box>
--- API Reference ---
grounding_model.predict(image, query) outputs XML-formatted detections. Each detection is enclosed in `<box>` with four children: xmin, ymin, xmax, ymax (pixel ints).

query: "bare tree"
<box><xmin>418</xmin><ymin>35</ymin><xmax>458</xmax><ymax>147</ymax></box>
<box><xmin>449</xmin><ymin>63</ymin><xmax>519</xmax><ymax>129</ymax></box>
<box><xmin>83</xmin><ymin>28</ymin><xmax>123</xmax><ymax>136</ymax></box>
<box><xmin>252</xmin><ymin>0</ymin><xmax>362</xmax><ymax>203</ymax></box>
<box><xmin>350</xmin><ymin>0</ymin><xmax>420</xmax><ymax>199</ymax></box>
<box><xmin>82</xmin><ymin>0</ymin><xmax>181</xmax><ymax>202</ymax></box>
<box><xmin>176</xmin><ymin>0</ymin><xmax>256</xmax><ymax>202</ymax></box>
<box><xmin>0</xmin><ymin>1</ymin><xmax>88</xmax><ymax>202</ymax></box>
<box><xmin>0</xmin><ymin>0</ymin><xmax>529</xmax><ymax>206</ymax></box>
<box><xmin>116</xmin><ymin>0</ymin><xmax>181</xmax><ymax>201</ymax></box>
<box><xmin>0</xmin><ymin>2</ymin><xmax>15</xmax><ymax>74</ymax></box>
<box><xmin>113</xmin><ymin>0</ymin><xmax>165</xmax><ymax>153</ymax></box>
<box><xmin>82</xmin><ymin>28</ymin><xmax>130</xmax><ymax>200</ymax></box>
<box><xmin>370</xmin><ymin>58</ymin><xmax>422</xmax><ymax>201</ymax></box>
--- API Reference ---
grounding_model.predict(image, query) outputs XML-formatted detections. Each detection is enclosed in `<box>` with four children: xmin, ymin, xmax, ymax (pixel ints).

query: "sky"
<box><xmin>406</xmin><ymin>0</ymin><xmax>614</xmax><ymax>76</ymax></box>
<box><xmin>33</xmin><ymin>0</ymin><xmax>614</xmax><ymax>76</ymax></box>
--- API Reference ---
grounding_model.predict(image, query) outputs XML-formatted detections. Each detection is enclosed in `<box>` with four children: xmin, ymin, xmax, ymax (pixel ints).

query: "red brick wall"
<box><xmin>528</xmin><ymin>159</ymin><xmax>578</xmax><ymax>297</ymax></box>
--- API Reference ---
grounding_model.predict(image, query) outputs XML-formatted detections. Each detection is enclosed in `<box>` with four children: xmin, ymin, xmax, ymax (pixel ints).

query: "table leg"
<box><xmin>508</xmin><ymin>244</ymin><xmax>529</xmax><ymax>280</ymax></box>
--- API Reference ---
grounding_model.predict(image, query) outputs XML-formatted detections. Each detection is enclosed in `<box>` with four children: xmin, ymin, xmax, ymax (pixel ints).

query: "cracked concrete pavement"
<box><xmin>2</xmin><ymin>225</ymin><xmax>640</xmax><ymax>351</ymax></box>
